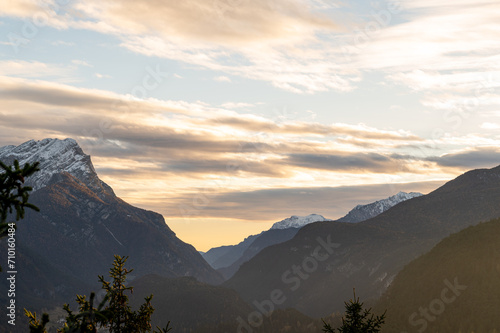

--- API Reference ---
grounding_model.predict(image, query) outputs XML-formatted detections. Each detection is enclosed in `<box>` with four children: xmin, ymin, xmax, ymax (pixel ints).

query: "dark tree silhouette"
<box><xmin>25</xmin><ymin>310</ymin><xmax>49</xmax><ymax>333</ymax></box>
<box><xmin>26</xmin><ymin>255</ymin><xmax>172</xmax><ymax>333</ymax></box>
<box><xmin>322</xmin><ymin>289</ymin><xmax>386</xmax><ymax>333</ymax></box>
<box><xmin>97</xmin><ymin>255</ymin><xmax>156</xmax><ymax>333</ymax></box>
<box><xmin>0</xmin><ymin>159</ymin><xmax>40</xmax><ymax>235</ymax></box>
<box><xmin>0</xmin><ymin>159</ymin><xmax>39</xmax><ymax>271</ymax></box>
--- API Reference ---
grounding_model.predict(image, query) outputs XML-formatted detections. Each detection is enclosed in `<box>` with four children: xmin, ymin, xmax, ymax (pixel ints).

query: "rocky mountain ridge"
<box><xmin>338</xmin><ymin>191</ymin><xmax>423</xmax><ymax>223</ymax></box>
<box><xmin>0</xmin><ymin>138</ymin><xmax>112</xmax><ymax>196</ymax></box>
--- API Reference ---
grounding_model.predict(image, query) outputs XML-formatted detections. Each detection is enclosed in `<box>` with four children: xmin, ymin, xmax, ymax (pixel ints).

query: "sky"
<box><xmin>0</xmin><ymin>0</ymin><xmax>499</xmax><ymax>251</ymax></box>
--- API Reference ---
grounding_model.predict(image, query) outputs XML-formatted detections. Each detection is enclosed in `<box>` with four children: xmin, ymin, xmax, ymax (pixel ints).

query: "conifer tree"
<box><xmin>322</xmin><ymin>289</ymin><xmax>386</xmax><ymax>333</ymax></box>
<box><xmin>26</xmin><ymin>255</ymin><xmax>172</xmax><ymax>333</ymax></box>
<box><xmin>25</xmin><ymin>310</ymin><xmax>50</xmax><ymax>333</ymax></box>
<box><xmin>98</xmin><ymin>255</ymin><xmax>155</xmax><ymax>333</ymax></box>
<box><xmin>0</xmin><ymin>159</ymin><xmax>39</xmax><ymax>271</ymax></box>
<box><xmin>0</xmin><ymin>160</ymin><xmax>40</xmax><ymax>235</ymax></box>
<box><xmin>58</xmin><ymin>292</ymin><xmax>111</xmax><ymax>332</ymax></box>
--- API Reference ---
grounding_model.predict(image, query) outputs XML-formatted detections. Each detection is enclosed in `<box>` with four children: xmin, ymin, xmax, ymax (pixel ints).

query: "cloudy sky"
<box><xmin>1</xmin><ymin>0</ymin><xmax>499</xmax><ymax>250</ymax></box>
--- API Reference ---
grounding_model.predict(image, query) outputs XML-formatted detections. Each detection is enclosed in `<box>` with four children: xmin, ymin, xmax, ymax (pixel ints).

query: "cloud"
<box><xmin>0</xmin><ymin>76</ymin><xmax>119</xmax><ymax>108</ymax></box>
<box><xmin>354</xmin><ymin>1</ymin><xmax>500</xmax><ymax>72</ymax></box>
<box><xmin>0</xmin><ymin>76</ymin><xmax>421</xmax><ymax>146</ymax></box>
<box><xmin>355</xmin><ymin>0</ymin><xmax>500</xmax><ymax>116</ymax></box>
<box><xmin>480</xmin><ymin>122</ymin><xmax>500</xmax><ymax>130</ymax></box>
<box><xmin>0</xmin><ymin>76</ymin><xmax>437</xmax><ymax>182</ymax></box>
<box><xmin>1</xmin><ymin>0</ymin><xmax>350</xmax><ymax>93</ymax></box>
<box><xmin>0</xmin><ymin>0</ymin><xmax>71</xmax><ymax>30</ymax></box>
<box><xmin>279</xmin><ymin>122</ymin><xmax>420</xmax><ymax>141</ymax></box>
<box><xmin>160</xmin><ymin>156</ymin><xmax>289</xmax><ymax>178</ymax></box>
<box><xmin>428</xmin><ymin>146</ymin><xmax>500</xmax><ymax>169</ymax></box>
<box><xmin>0</xmin><ymin>0</ymin><xmax>45</xmax><ymax>18</ymax></box>
<box><xmin>94</xmin><ymin>73</ymin><xmax>111</xmax><ymax>79</ymax></box>
<box><xmin>162</xmin><ymin>181</ymin><xmax>445</xmax><ymax>221</ymax></box>
<box><xmin>204</xmin><ymin>116</ymin><xmax>421</xmax><ymax>142</ymax></box>
<box><xmin>220</xmin><ymin>102</ymin><xmax>254</xmax><ymax>109</ymax></box>
<box><xmin>0</xmin><ymin>61</ymin><xmax>76</xmax><ymax>80</ymax></box>
<box><xmin>51</xmin><ymin>40</ymin><xmax>76</xmax><ymax>46</ymax></box>
<box><xmin>72</xmin><ymin>59</ymin><xmax>92</xmax><ymax>67</ymax></box>
<box><xmin>92</xmin><ymin>0</ymin><xmax>500</xmax><ymax>95</ymax></box>
<box><xmin>284</xmin><ymin>152</ymin><xmax>407</xmax><ymax>173</ymax></box>
<box><xmin>118</xmin><ymin>34</ymin><xmax>357</xmax><ymax>94</ymax></box>
<box><xmin>2</xmin><ymin>75</ymin><xmax>495</xmax><ymax>231</ymax></box>
<box><xmin>0</xmin><ymin>74</ymin><xmax>488</xmax><ymax>214</ymax></box>
<box><xmin>74</xmin><ymin>0</ymin><xmax>337</xmax><ymax>45</ymax></box>
<box><xmin>2</xmin><ymin>0</ymin><xmax>500</xmax><ymax>98</ymax></box>
<box><xmin>214</xmin><ymin>76</ymin><xmax>231</xmax><ymax>82</ymax></box>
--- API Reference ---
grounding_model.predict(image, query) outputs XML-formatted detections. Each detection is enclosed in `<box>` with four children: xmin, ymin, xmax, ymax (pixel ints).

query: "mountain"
<box><xmin>202</xmin><ymin>214</ymin><xmax>330</xmax><ymax>271</ymax></box>
<box><xmin>0</xmin><ymin>138</ymin><xmax>110</xmax><ymax>195</ymax></box>
<box><xmin>337</xmin><ymin>191</ymin><xmax>422</xmax><ymax>223</ymax></box>
<box><xmin>202</xmin><ymin>233</ymin><xmax>262</xmax><ymax>269</ymax></box>
<box><xmin>205</xmin><ymin>191</ymin><xmax>423</xmax><ymax>279</ymax></box>
<box><xmin>204</xmin><ymin>194</ymin><xmax>422</xmax><ymax>279</ymax></box>
<box><xmin>204</xmin><ymin>191</ymin><xmax>422</xmax><ymax>271</ymax></box>
<box><xmin>203</xmin><ymin>214</ymin><xmax>331</xmax><ymax>279</ymax></box>
<box><xmin>217</xmin><ymin>228</ymin><xmax>300</xmax><ymax>280</ymax></box>
<box><xmin>374</xmin><ymin>217</ymin><xmax>500</xmax><ymax>332</ymax></box>
<box><xmin>224</xmin><ymin>165</ymin><xmax>500</xmax><ymax>317</ymax></box>
<box><xmin>270</xmin><ymin>214</ymin><xmax>332</xmax><ymax>229</ymax></box>
<box><xmin>0</xmin><ymin>138</ymin><xmax>223</xmax><ymax>328</ymax></box>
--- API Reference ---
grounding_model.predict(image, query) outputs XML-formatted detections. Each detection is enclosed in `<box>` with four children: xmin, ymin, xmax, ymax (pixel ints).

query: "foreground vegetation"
<box><xmin>26</xmin><ymin>255</ymin><xmax>171</xmax><ymax>333</ymax></box>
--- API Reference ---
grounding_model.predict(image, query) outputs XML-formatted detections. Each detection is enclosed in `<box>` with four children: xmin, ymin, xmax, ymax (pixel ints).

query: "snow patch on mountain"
<box><xmin>338</xmin><ymin>191</ymin><xmax>423</xmax><ymax>223</ymax></box>
<box><xmin>270</xmin><ymin>214</ymin><xmax>332</xmax><ymax>230</ymax></box>
<box><xmin>0</xmin><ymin>138</ymin><xmax>107</xmax><ymax>194</ymax></box>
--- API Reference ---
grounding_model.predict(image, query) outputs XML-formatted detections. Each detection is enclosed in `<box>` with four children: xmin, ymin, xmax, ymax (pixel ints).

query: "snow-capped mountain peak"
<box><xmin>338</xmin><ymin>191</ymin><xmax>423</xmax><ymax>223</ymax></box>
<box><xmin>270</xmin><ymin>214</ymin><xmax>332</xmax><ymax>230</ymax></box>
<box><xmin>0</xmin><ymin>138</ymin><xmax>108</xmax><ymax>194</ymax></box>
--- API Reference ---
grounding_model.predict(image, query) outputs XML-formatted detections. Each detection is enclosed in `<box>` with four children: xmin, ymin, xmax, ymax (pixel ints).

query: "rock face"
<box><xmin>0</xmin><ymin>138</ymin><xmax>222</xmax><ymax>313</ymax></box>
<box><xmin>337</xmin><ymin>191</ymin><xmax>423</xmax><ymax>223</ymax></box>
<box><xmin>0</xmin><ymin>138</ymin><xmax>109</xmax><ymax>195</ymax></box>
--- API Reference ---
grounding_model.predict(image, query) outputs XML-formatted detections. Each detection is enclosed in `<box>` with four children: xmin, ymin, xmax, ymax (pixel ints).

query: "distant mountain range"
<box><xmin>224</xmin><ymin>165</ymin><xmax>500</xmax><ymax>317</ymax></box>
<box><xmin>202</xmin><ymin>214</ymin><xmax>330</xmax><ymax>272</ymax></box>
<box><xmin>202</xmin><ymin>193</ymin><xmax>422</xmax><ymax>280</ymax></box>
